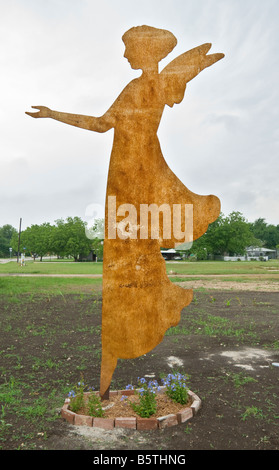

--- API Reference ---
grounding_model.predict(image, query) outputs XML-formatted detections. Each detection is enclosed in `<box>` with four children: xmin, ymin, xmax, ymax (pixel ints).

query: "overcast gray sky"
<box><xmin>1</xmin><ymin>0</ymin><xmax>278</xmax><ymax>231</ymax></box>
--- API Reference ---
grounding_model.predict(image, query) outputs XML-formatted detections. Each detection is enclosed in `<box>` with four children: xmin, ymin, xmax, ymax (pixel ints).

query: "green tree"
<box><xmin>263</xmin><ymin>225</ymin><xmax>279</xmax><ymax>249</ymax></box>
<box><xmin>191</xmin><ymin>211</ymin><xmax>255</xmax><ymax>257</ymax></box>
<box><xmin>208</xmin><ymin>212</ymin><xmax>255</xmax><ymax>255</ymax></box>
<box><xmin>249</xmin><ymin>218</ymin><xmax>267</xmax><ymax>241</ymax></box>
<box><xmin>21</xmin><ymin>223</ymin><xmax>55</xmax><ymax>261</ymax></box>
<box><xmin>52</xmin><ymin>217</ymin><xmax>92</xmax><ymax>261</ymax></box>
<box><xmin>0</xmin><ymin>224</ymin><xmax>17</xmax><ymax>258</ymax></box>
<box><xmin>86</xmin><ymin>218</ymin><xmax>104</xmax><ymax>260</ymax></box>
<box><xmin>0</xmin><ymin>225</ymin><xmax>17</xmax><ymax>257</ymax></box>
<box><xmin>10</xmin><ymin>231</ymin><xmax>21</xmax><ymax>255</ymax></box>
<box><xmin>250</xmin><ymin>218</ymin><xmax>279</xmax><ymax>249</ymax></box>
<box><xmin>51</xmin><ymin>219</ymin><xmax>69</xmax><ymax>258</ymax></box>
<box><xmin>187</xmin><ymin>234</ymin><xmax>208</xmax><ymax>260</ymax></box>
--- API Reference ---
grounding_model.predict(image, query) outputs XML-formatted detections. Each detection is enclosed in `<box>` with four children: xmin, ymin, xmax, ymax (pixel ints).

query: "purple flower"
<box><xmin>125</xmin><ymin>384</ymin><xmax>134</xmax><ymax>390</ymax></box>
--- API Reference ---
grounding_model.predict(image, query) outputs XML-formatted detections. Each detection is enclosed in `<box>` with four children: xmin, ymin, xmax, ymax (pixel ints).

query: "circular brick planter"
<box><xmin>61</xmin><ymin>388</ymin><xmax>201</xmax><ymax>430</ymax></box>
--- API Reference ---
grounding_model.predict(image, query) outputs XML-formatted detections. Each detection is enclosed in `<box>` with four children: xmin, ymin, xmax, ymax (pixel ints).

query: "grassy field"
<box><xmin>0</xmin><ymin>276</ymin><xmax>102</xmax><ymax>298</ymax></box>
<box><xmin>167</xmin><ymin>260</ymin><xmax>279</xmax><ymax>276</ymax></box>
<box><xmin>1</xmin><ymin>258</ymin><xmax>279</xmax><ymax>276</ymax></box>
<box><xmin>0</xmin><ymin>260</ymin><xmax>103</xmax><ymax>275</ymax></box>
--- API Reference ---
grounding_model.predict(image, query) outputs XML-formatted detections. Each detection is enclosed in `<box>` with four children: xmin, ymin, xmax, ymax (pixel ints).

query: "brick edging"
<box><xmin>61</xmin><ymin>388</ymin><xmax>201</xmax><ymax>430</ymax></box>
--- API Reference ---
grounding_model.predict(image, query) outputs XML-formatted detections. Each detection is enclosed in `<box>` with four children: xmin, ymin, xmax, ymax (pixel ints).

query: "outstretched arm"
<box><xmin>25</xmin><ymin>106</ymin><xmax>115</xmax><ymax>133</ymax></box>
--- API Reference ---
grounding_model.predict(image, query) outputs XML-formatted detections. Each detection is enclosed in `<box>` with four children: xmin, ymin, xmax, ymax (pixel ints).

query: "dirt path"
<box><xmin>176</xmin><ymin>279</ymin><xmax>279</xmax><ymax>292</ymax></box>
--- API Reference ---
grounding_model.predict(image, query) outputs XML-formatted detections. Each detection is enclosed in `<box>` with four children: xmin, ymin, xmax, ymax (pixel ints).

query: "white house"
<box><xmin>245</xmin><ymin>246</ymin><xmax>277</xmax><ymax>261</ymax></box>
<box><xmin>224</xmin><ymin>246</ymin><xmax>277</xmax><ymax>261</ymax></box>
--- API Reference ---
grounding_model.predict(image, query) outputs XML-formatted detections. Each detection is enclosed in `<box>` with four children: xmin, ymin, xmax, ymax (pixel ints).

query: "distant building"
<box><xmin>245</xmin><ymin>246</ymin><xmax>277</xmax><ymax>260</ymax></box>
<box><xmin>161</xmin><ymin>248</ymin><xmax>182</xmax><ymax>260</ymax></box>
<box><xmin>78</xmin><ymin>251</ymin><xmax>97</xmax><ymax>262</ymax></box>
<box><xmin>223</xmin><ymin>246</ymin><xmax>277</xmax><ymax>261</ymax></box>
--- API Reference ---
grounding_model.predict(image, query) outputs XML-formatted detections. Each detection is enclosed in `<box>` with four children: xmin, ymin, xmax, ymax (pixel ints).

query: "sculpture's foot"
<box><xmin>100</xmin><ymin>348</ymin><xmax>117</xmax><ymax>400</ymax></box>
<box><xmin>101</xmin><ymin>385</ymin><xmax>110</xmax><ymax>401</ymax></box>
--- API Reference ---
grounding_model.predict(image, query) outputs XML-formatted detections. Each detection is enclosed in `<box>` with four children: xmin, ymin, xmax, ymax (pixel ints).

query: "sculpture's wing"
<box><xmin>160</xmin><ymin>43</ymin><xmax>224</xmax><ymax>107</ymax></box>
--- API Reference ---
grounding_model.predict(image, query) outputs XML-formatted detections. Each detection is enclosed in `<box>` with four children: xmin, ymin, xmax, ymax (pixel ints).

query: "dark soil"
<box><xmin>0</xmin><ymin>288</ymin><xmax>279</xmax><ymax>454</ymax></box>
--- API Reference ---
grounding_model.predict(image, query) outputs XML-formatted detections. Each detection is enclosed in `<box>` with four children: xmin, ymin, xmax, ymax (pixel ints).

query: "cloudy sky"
<box><xmin>0</xmin><ymin>0</ymin><xmax>278</xmax><ymax>231</ymax></box>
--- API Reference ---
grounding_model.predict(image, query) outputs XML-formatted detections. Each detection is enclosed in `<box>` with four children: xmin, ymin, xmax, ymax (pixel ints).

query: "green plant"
<box><xmin>235</xmin><ymin>296</ymin><xmax>242</xmax><ymax>305</ymax></box>
<box><xmin>19</xmin><ymin>398</ymin><xmax>48</xmax><ymax>421</ymax></box>
<box><xmin>0</xmin><ymin>406</ymin><xmax>11</xmax><ymax>426</ymax></box>
<box><xmin>68</xmin><ymin>380</ymin><xmax>104</xmax><ymax>417</ymax></box>
<box><xmin>258</xmin><ymin>436</ymin><xmax>270</xmax><ymax>445</ymax></box>
<box><xmin>241</xmin><ymin>406</ymin><xmax>263</xmax><ymax>421</ymax></box>
<box><xmin>231</xmin><ymin>372</ymin><xmax>257</xmax><ymax>388</ymax></box>
<box><xmin>162</xmin><ymin>372</ymin><xmax>189</xmax><ymax>405</ymax></box>
<box><xmin>68</xmin><ymin>381</ymin><xmax>86</xmax><ymax>413</ymax></box>
<box><xmin>184</xmin><ymin>424</ymin><xmax>192</xmax><ymax>434</ymax></box>
<box><xmin>165</xmin><ymin>325</ymin><xmax>190</xmax><ymax>336</ymax></box>
<box><xmin>87</xmin><ymin>393</ymin><xmax>104</xmax><ymax>418</ymax></box>
<box><xmin>129</xmin><ymin>379</ymin><xmax>159</xmax><ymax>418</ymax></box>
<box><xmin>0</xmin><ymin>376</ymin><xmax>22</xmax><ymax>406</ymax></box>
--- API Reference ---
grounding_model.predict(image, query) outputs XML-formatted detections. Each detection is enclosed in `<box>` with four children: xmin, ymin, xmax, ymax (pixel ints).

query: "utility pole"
<box><xmin>17</xmin><ymin>218</ymin><xmax>22</xmax><ymax>263</ymax></box>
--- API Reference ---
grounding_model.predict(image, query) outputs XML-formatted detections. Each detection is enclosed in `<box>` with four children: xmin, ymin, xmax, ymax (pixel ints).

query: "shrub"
<box><xmin>68</xmin><ymin>381</ymin><xmax>85</xmax><ymax>413</ymax></box>
<box><xmin>162</xmin><ymin>372</ymin><xmax>189</xmax><ymax>405</ymax></box>
<box><xmin>68</xmin><ymin>381</ymin><xmax>104</xmax><ymax>417</ymax></box>
<box><xmin>130</xmin><ymin>378</ymin><xmax>160</xmax><ymax>418</ymax></box>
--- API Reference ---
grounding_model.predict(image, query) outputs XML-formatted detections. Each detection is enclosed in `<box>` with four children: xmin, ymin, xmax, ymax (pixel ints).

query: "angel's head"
<box><xmin>122</xmin><ymin>25</ymin><xmax>177</xmax><ymax>71</ymax></box>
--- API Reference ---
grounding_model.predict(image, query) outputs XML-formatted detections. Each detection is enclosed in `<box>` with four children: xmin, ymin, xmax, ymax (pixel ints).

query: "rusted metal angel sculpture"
<box><xmin>26</xmin><ymin>26</ymin><xmax>224</xmax><ymax>399</ymax></box>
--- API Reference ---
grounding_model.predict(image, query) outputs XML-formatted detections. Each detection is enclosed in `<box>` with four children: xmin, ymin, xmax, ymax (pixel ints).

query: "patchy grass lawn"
<box><xmin>0</xmin><ymin>277</ymin><xmax>278</xmax><ymax>451</ymax></box>
<box><xmin>1</xmin><ymin>259</ymin><xmax>279</xmax><ymax>276</ymax></box>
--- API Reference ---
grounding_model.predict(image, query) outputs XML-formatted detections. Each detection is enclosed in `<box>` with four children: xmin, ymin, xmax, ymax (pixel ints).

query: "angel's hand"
<box><xmin>25</xmin><ymin>106</ymin><xmax>52</xmax><ymax>118</ymax></box>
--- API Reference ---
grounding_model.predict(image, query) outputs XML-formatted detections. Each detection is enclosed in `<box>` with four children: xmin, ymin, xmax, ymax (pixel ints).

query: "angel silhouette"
<box><xmin>26</xmin><ymin>26</ymin><xmax>224</xmax><ymax>399</ymax></box>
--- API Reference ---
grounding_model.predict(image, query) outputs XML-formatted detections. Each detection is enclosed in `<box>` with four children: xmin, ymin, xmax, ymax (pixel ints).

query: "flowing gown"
<box><xmin>100</xmin><ymin>71</ymin><xmax>220</xmax><ymax>396</ymax></box>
